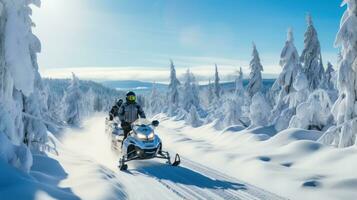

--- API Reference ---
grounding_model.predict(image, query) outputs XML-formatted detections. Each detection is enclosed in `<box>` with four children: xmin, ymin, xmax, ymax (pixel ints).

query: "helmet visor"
<box><xmin>127</xmin><ymin>95</ymin><xmax>136</xmax><ymax>101</ymax></box>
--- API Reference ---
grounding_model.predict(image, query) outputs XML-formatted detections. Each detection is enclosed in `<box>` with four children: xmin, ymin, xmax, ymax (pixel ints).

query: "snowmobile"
<box><xmin>118</xmin><ymin>119</ymin><xmax>181</xmax><ymax>171</ymax></box>
<box><xmin>105</xmin><ymin>117</ymin><xmax>124</xmax><ymax>152</ymax></box>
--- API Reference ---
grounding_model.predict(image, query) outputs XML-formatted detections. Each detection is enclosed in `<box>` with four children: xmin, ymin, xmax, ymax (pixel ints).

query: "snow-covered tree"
<box><xmin>324</xmin><ymin>62</ymin><xmax>336</xmax><ymax>90</ymax></box>
<box><xmin>300</xmin><ymin>14</ymin><xmax>325</xmax><ymax>90</ymax></box>
<box><xmin>64</xmin><ymin>73</ymin><xmax>82</xmax><ymax>127</ymax></box>
<box><xmin>235</xmin><ymin>67</ymin><xmax>244</xmax><ymax>96</ymax></box>
<box><xmin>147</xmin><ymin>82</ymin><xmax>163</xmax><ymax>116</ymax></box>
<box><xmin>185</xmin><ymin>106</ymin><xmax>202</xmax><ymax>128</ymax></box>
<box><xmin>80</xmin><ymin>88</ymin><xmax>95</xmax><ymax>117</ymax></box>
<box><xmin>270</xmin><ymin>29</ymin><xmax>302</xmax><ymax>130</ymax></box>
<box><xmin>274</xmin><ymin>72</ymin><xmax>309</xmax><ymax>131</ymax></box>
<box><xmin>207</xmin><ymin>79</ymin><xmax>214</xmax><ymax>104</ymax></box>
<box><xmin>289</xmin><ymin>90</ymin><xmax>333</xmax><ymax>131</ymax></box>
<box><xmin>0</xmin><ymin>0</ymin><xmax>45</xmax><ymax>172</ymax></box>
<box><xmin>214</xmin><ymin>64</ymin><xmax>221</xmax><ymax>98</ymax></box>
<box><xmin>167</xmin><ymin>60</ymin><xmax>181</xmax><ymax>116</ymax></box>
<box><xmin>319</xmin><ymin>0</ymin><xmax>357</xmax><ymax>147</ymax></box>
<box><xmin>277</xmin><ymin>29</ymin><xmax>302</xmax><ymax>95</ymax></box>
<box><xmin>247</xmin><ymin>43</ymin><xmax>264</xmax><ymax>97</ymax></box>
<box><xmin>181</xmin><ymin>69</ymin><xmax>200</xmax><ymax>112</ymax></box>
<box><xmin>249</xmin><ymin>92</ymin><xmax>271</xmax><ymax>127</ymax></box>
<box><xmin>223</xmin><ymin>96</ymin><xmax>246</xmax><ymax>128</ymax></box>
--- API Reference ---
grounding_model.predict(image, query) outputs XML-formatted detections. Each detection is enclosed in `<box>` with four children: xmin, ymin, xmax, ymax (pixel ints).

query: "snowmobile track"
<box><xmin>134</xmin><ymin>157</ymin><xmax>287</xmax><ymax>200</ymax></box>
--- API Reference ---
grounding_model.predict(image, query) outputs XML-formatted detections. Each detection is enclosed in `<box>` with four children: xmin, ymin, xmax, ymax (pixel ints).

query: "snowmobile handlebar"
<box><xmin>152</xmin><ymin>120</ymin><xmax>159</xmax><ymax>127</ymax></box>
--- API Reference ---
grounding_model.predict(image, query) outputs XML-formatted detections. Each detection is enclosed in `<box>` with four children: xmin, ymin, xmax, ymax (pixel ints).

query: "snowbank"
<box><xmin>157</xmin><ymin>115</ymin><xmax>357</xmax><ymax>200</ymax></box>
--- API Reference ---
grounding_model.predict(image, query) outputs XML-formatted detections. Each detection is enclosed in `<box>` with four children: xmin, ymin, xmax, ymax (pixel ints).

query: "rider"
<box><xmin>109</xmin><ymin>99</ymin><xmax>124</xmax><ymax>121</ymax></box>
<box><xmin>118</xmin><ymin>91</ymin><xmax>146</xmax><ymax>141</ymax></box>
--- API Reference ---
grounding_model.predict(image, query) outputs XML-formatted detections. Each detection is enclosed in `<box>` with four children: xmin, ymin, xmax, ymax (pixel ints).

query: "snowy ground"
<box><xmin>2</xmin><ymin>113</ymin><xmax>357</xmax><ymax>200</ymax></box>
<box><xmin>154</xmin><ymin>114</ymin><xmax>357</xmax><ymax>200</ymax></box>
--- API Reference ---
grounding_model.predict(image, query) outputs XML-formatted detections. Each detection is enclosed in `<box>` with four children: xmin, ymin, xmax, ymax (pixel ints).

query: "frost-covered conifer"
<box><xmin>182</xmin><ymin>69</ymin><xmax>200</xmax><ymax>112</ymax></box>
<box><xmin>247</xmin><ymin>43</ymin><xmax>264</xmax><ymax>97</ymax></box>
<box><xmin>207</xmin><ymin>79</ymin><xmax>214</xmax><ymax>104</ymax></box>
<box><xmin>324</xmin><ymin>62</ymin><xmax>336</xmax><ymax>90</ymax></box>
<box><xmin>64</xmin><ymin>73</ymin><xmax>82</xmax><ymax>126</ymax></box>
<box><xmin>185</xmin><ymin>106</ymin><xmax>202</xmax><ymax>128</ymax></box>
<box><xmin>167</xmin><ymin>60</ymin><xmax>180</xmax><ymax>116</ymax></box>
<box><xmin>148</xmin><ymin>82</ymin><xmax>163</xmax><ymax>116</ymax></box>
<box><xmin>319</xmin><ymin>0</ymin><xmax>357</xmax><ymax>147</ymax></box>
<box><xmin>301</xmin><ymin>14</ymin><xmax>325</xmax><ymax>90</ymax></box>
<box><xmin>249</xmin><ymin>92</ymin><xmax>271</xmax><ymax>127</ymax></box>
<box><xmin>0</xmin><ymin>0</ymin><xmax>45</xmax><ymax>172</ymax></box>
<box><xmin>235</xmin><ymin>67</ymin><xmax>244</xmax><ymax>96</ymax></box>
<box><xmin>214</xmin><ymin>64</ymin><xmax>221</xmax><ymax>98</ymax></box>
<box><xmin>270</xmin><ymin>29</ymin><xmax>302</xmax><ymax>129</ymax></box>
<box><xmin>289</xmin><ymin>90</ymin><xmax>333</xmax><ymax>131</ymax></box>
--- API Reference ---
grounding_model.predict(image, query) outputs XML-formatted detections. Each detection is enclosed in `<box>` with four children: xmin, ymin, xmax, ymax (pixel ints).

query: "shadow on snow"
<box><xmin>132</xmin><ymin>161</ymin><xmax>246</xmax><ymax>191</ymax></box>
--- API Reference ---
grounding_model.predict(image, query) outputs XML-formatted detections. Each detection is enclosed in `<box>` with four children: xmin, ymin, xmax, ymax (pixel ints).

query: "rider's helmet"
<box><xmin>126</xmin><ymin>91</ymin><xmax>136</xmax><ymax>103</ymax></box>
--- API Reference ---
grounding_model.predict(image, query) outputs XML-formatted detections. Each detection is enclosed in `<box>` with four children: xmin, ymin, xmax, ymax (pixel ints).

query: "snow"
<box><xmin>1</xmin><ymin>112</ymin><xmax>356</xmax><ymax>199</ymax></box>
<box><xmin>155</xmin><ymin>114</ymin><xmax>357</xmax><ymax>200</ymax></box>
<box><xmin>1</xmin><ymin>0</ymin><xmax>357</xmax><ymax>199</ymax></box>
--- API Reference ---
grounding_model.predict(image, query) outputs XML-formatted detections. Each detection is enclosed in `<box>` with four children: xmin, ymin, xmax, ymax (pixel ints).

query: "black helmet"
<box><xmin>126</xmin><ymin>91</ymin><xmax>136</xmax><ymax>102</ymax></box>
<box><xmin>126</xmin><ymin>91</ymin><xmax>136</xmax><ymax>97</ymax></box>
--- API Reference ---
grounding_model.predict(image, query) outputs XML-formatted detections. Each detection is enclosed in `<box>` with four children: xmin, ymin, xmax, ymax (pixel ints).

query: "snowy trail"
<box><xmin>55</xmin><ymin>114</ymin><xmax>286</xmax><ymax>200</ymax></box>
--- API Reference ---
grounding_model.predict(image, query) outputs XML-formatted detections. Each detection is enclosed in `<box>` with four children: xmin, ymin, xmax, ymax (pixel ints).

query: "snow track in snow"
<box><xmin>58</xmin><ymin>114</ymin><xmax>286</xmax><ymax>200</ymax></box>
<box><xmin>130</xmin><ymin>157</ymin><xmax>286</xmax><ymax>200</ymax></box>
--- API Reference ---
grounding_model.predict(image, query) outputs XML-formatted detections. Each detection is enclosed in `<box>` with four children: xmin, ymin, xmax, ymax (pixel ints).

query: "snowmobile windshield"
<box><xmin>132</xmin><ymin>119</ymin><xmax>152</xmax><ymax>126</ymax></box>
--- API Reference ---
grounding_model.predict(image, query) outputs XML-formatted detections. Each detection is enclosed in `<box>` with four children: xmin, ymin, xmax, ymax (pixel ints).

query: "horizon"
<box><xmin>33</xmin><ymin>0</ymin><xmax>342</xmax><ymax>82</ymax></box>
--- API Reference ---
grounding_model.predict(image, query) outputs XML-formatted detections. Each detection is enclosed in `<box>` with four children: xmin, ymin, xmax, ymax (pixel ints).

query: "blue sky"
<box><xmin>33</xmin><ymin>0</ymin><xmax>343</xmax><ymax>82</ymax></box>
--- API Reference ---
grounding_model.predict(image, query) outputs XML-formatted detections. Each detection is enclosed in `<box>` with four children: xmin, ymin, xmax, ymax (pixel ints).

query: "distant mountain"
<box><xmin>100</xmin><ymin>80</ymin><xmax>167</xmax><ymax>94</ymax></box>
<box><xmin>100</xmin><ymin>79</ymin><xmax>276</xmax><ymax>94</ymax></box>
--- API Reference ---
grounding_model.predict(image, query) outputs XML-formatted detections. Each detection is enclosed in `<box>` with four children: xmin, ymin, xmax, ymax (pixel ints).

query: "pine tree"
<box><xmin>185</xmin><ymin>106</ymin><xmax>202</xmax><ymax>128</ymax></box>
<box><xmin>235</xmin><ymin>67</ymin><xmax>244</xmax><ymax>96</ymax></box>
<box><xmin>167</xmin><ymin>60</ymin><xmax>180</xmax><ymax>115</ymax></box>
<box><xmin>324</xmin><ymin>62</ymin><xmax>336</xmax><ymax>90</ymax></box>
<box><xmin>148</xmin><ymin>82</ymin><xmax>162</xmax><ymax>116</ymax></box>
<box><xmin>247</xmin><ymin>43</ymin><xmax>264</xmax><ymax>97</ymax></box>
<box><xmin>182</xmin><ymin>69</ymin><xmax>200</xmax><ymax>112</ymax></box>
<box><xmin>270</xmin><ymin>29</ymin><xmax>302</xmax><ymax>130</ymax></box>
<box><xmin>207</xmin><ymin>79</ymin><xmax>214</xmax><ymax>104</ymax></box>
<box><xmin>64</xmin><ymin>73</ymin><xmax>82</xmax><ymax>127</ymax></box>
<box><xmin>319</xmin><ymin>0</ymin><xmax>357</xmax><ymax>147</ymax></box>
<box><xmin>214</xmin><ymin>64</ymin><xmax>221</xmax><ymax>98</ymax></box>
<box><xmin>250</xmin><ymin>92</ymin><xmax>271</xmax><ymax>127</ymax></box>
<box><xmin>0</xmin><ymin>0</ymin><xmax>44</xmax><ymax>172</ymax></box>
<box><xmin>300</xmin><ymin>14</ymin><xmax>325</xmax><ymax>90</ymax></box>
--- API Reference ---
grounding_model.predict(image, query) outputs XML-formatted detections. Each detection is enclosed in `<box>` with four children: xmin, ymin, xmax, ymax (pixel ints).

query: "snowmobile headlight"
<box><xmin>148</xmin><ymin>132</ymin><xmax>155</xmax><ymax>140</ymax></box>
<box><xmin>136</xmin><ymin>133</ymin><xmax>147</xmax><ymax>140</ymax></box>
